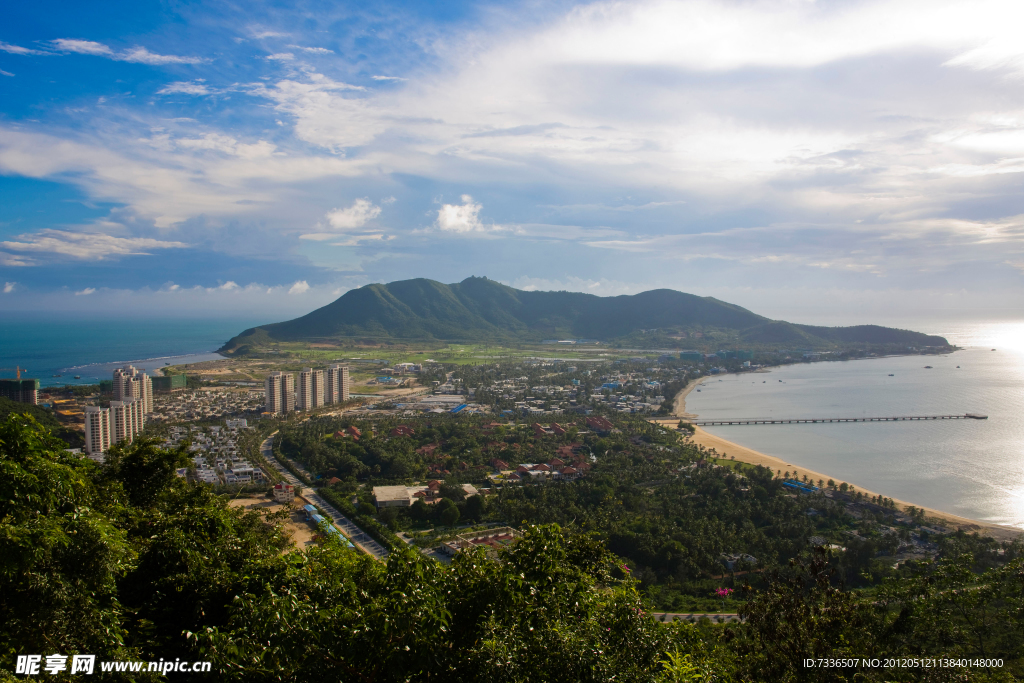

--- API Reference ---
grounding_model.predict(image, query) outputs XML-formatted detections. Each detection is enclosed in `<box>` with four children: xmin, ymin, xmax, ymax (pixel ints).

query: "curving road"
<box><xmin>261</xmin><ymin>434</ymin><xmax>389</xmax><ymax>560</ymax></box>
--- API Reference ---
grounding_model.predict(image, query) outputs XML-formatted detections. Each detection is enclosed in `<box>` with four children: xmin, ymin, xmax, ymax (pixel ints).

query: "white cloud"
<box><xmin>3</xmin><ymin>282</ymin><xmax>15</xmax><ymax>293</ymax></box>
<box><xmin>0</xmin><ymin>229</ymin><xmax>189</xmax><ymax>261</ymax></box>
<box><xmin>52</xmin><ymin>39</ymin><xmax>113</xmax><ymax>56</ymax></box>
<box><xmin>157</xmin><ymin>81</ymin><xmax>211</xmax><ymax>95</ymax></box>
<box><xmin>0</xmin><ymin>252</ymin><xmax>34</xmax><ymax>266</ymax></box>
<box><xmin>288</xmin><ymin>280</ymin><xmax>310</xmax><ymax>294</ymax></box>
<box><xmin>290</xmin><ymin>46</ymin><xmax>333</xmax><ymax>54</ymax></box>
<box><xmin>218</xmin><ymin>281</ymin><xmax>239</xmax><ymax>290</ymax></box>
<box><xmin>52</xmin><ymin>38</ymin><xmax>205</xmax><ymax>64</ymax></box>
<box><xmin>435</xmin><ymin>195</ymin><xmax>499</xmax><ymax>233</ymax></box>
<box><xmin>326</xmin><ymin>198</ymin><xmax>381</xmax><ymax>229</ymax></box>
<box><xmin>0</xmin><ymin>70</ymin><xmax>12</xmax><ymax>77</ymax></box>
<box><xmin>371</xmin><ymin>75</ymin><xmax>406</xmax><ymax>81</ymax></box>
<box><xmin>300</xmin><ymin>198</ymin><xmax>384</xmax><ymax>241</ymax></box>
<box><xmin>266</xmin><ymin>53</ymin><xmax>295</xmax><ymax>61</ymax></box>
<box><xmin>75</xmin><ymin>287</ymin><xmax>96</xmax><ymax>296</ymax></box>
<box><xmin>0</xmin><ymin>41</ymin><xmax>44</xmax><ymax>55</ymax></box>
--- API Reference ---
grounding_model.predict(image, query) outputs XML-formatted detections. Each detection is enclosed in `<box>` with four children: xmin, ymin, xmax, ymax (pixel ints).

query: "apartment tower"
<box><xmin>84</xmin><ymin>406</ymin><xmax>111</xmax><ymax>455</ymax></box>
<box><xmin>109</xmin><ymin>399</ymin><xmax>145</xmax><ymax>445</ymax></box>
<box><xmin>113</xmin><ymin>365</ymin><xmax>153</xmax><ymax>413</ymax></box>
<box><xmin>297</xmin><ymin>368</ymin><xmax>325</xmax><ymax>411</ymax></box>
<box><xmin>326</xmin><ymin>364</ymin><xmax>350</xmax><ymax>403</ymax></box>
<box><xmin>265</xmin><ymin>372</ymin><xmax>295</xmax><ymax>414</ymax></box>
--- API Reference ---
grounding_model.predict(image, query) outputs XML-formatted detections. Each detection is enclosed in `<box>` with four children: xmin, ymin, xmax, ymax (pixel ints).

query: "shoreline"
<box><xmin>662</xmin><ymin>370</ymin><xmax>1022</xmax><ymax>542</ymax></box>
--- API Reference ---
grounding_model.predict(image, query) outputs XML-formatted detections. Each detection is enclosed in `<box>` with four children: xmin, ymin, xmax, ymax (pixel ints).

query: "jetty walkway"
<box><xmin>690</xmin><ymin>414</ymin><xmax>987</xmax><ymax>426</ymax></box>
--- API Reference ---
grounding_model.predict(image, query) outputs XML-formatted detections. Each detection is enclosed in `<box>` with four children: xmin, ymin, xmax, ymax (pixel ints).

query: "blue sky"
<box><xmin>2</xmin><ymin>0</ymin><xmax>1024</xmax><ymax>325</ymax></box>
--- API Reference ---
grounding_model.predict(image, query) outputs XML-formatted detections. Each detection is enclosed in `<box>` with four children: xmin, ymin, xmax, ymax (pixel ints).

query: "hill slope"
<box><xmin>220</xmin><ymin>276</ymin><xmax>949</xmax><ymax>351</ymax></box>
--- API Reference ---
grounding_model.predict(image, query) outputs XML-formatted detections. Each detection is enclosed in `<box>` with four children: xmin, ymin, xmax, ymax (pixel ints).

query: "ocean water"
<box><xmin>0</xmin><ymin>316</ymin><xmax>261</xmax><ymax>388</ymax></box>
<box><xmin>687</xmin><ymin>321</ymin><xmax>1024</xmax><ymax>529</ymax></box>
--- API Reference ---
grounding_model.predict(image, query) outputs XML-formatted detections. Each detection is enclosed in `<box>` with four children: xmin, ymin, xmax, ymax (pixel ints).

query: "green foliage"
<box><xmin>221</xmin><ymin>276</ymin><xmax>949</xmax><ymax>350</ymax></box>
<box><xmin>0</xmin><ymin>396</ymin><xmax>83</xmax><ymax>447</ymax></box>
<box><xmin>2</xmin><ymin>412</ymin><xmax>1021</xmax><ymax>682</ymax></box>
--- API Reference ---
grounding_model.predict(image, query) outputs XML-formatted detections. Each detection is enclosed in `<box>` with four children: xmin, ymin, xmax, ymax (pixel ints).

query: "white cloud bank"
<box><xmin>0</xmin><ymin>230</ymin><xmax>189</xmax><ymax>261</ymax></box>
<box><xmin>52</xmin><ymin>38</ymin><xmax>206</xmax><ymax>64</ymax></box>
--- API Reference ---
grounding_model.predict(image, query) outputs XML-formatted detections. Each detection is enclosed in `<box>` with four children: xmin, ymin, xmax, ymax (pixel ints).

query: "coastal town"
<box><xmin>4</xmin><ymin>340</ymin><xmax>1014</xmax><ymax>592</ymax></box>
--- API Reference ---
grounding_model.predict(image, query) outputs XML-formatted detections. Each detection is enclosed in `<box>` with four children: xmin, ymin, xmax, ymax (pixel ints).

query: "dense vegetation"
<box><xmin>0</xmin><ymin>395</ymin><xmax>83</xmax><ymax>447</ymax></box>
<box><xmin>220</xmin><ymin>276</ymin><xmax>949</xmax><ymax>350</ymax></box>
<box><xmin>275</xmin><ymin>413</ymin><xmax>1019</xmax><ymax>612</ymax></box>
<box><xmin>3</xmin><ymin>412</ymin><xmax>1021</xmax><ymax>681</ymax></box>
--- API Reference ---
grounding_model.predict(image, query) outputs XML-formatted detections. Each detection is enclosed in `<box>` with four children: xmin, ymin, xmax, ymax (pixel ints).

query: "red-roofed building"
<box><xmin>390</xmin><ymin>425</ymin><xmax>415</xmax><ymax>437</ymax></box>
<box><xmin>490</xmin><ymin>458</ymin><xmax>509</xmax><ymax>470</ymax></box>
<box><xmin>551</xmin><ymin>423</ymin><xmax>567</xmax><ymax>435</ymax></box>
<box><xmin>532</xmin><ymin>463</ymin><xmax>551</xmax><ymax>472</ymax></box>
<box><xmin>556</xmin><ymin>466</ymin><xmax>580</xmax><ymax>481</ymax></box>
<box><xmin>585</xmin><ymin>416</ymin><xmax>614</xmax><ymax>434</ymax></box>
<box><xmin>549</xmin><ymin>457</ymin><xmax>566</xmax><ymax>469</ymax></box>
<box><xmin>348</xmin><ymin>426</ymin><xmax>362</xmax><ymax>437</ymax></box>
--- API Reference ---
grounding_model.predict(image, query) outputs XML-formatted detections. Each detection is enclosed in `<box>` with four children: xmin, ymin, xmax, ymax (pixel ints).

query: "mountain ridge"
<box><xmin>219</xmin><ymin>276</ymin><xmax>950</xmax><ymax>351</ymax></box>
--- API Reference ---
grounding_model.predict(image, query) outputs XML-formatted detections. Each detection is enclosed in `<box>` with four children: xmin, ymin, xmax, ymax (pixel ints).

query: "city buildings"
<box><xmin>265</xmin><ymin>371</ymin><xmax>296</xmax><ymax>414</ymax></box>
<box><xmin>84</xmin><ymin>406</ymin><xmax>110</xmax><ymax>455</ymax></box>
<box><xmin>113</xmin><ymin>365</ymin><xmax>153</xmax><ymax>413</ymax></box>
<box><xmin>326</xmin><ymin>364</ymin><xmax>350</xmax><ymax>403</ymax></box>
<box><xmin>84</xmin><ymin>397</ymin><xmax>145</xmax><ymax>456</ymax></box>
<box><xmin>0</xmin><ymin>378</ymin><xmax>39</xmax><ymax>405</ymax></box>
<box><xmin>297</xmin><ymin>368</ymin><xmax>325</xmax><ymax>410</ymax></box>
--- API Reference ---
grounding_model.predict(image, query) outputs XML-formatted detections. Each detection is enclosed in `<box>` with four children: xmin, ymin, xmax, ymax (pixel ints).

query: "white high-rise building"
<box><xmin>297</xmin><ymin>369</ymin><xmax>313</xmax><ymax>410</ymax></box>
<box><xmin>326</xmin><ymin>364</ymin><xmax>350</xmax><ymax>404</ymax></box>
<box><xmin>84</xmin><ymin>406</ymin><xmax>110</xmax><ymax>455</ymax></box>
<box><xmin>113</xmin><ymin>365</ymin><xmax>153</xmax><ymax>413</ymax></box>
<box><xmin>109</xmin><ymin>399</ymin><xmax>145</xmax><ymax>445</ymax></box>
<box><xmin>311</xmin><ymin>368</ymin><xmax>325</xmax><ymax>408</ymax></box>
<box><xmin>265</xmin><ymin>372</ymin><xmax>295</xmax><ymax>414</ymax></box>
<box><xmin>297</xmin><ymin>368</ymin><xmax>325</xmax><ymax>410</ymax></box>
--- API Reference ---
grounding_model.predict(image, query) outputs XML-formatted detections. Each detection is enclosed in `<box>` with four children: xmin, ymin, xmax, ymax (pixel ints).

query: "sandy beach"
<box><xmin>655</xmin><ymin>377</ymin><xmax>1022</xmax><ymax>542</ymax></box>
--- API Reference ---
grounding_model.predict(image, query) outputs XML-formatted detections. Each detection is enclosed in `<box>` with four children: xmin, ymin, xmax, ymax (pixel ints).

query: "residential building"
<box><xmin>297</xmin><ymin>368</ymin><xmax>325</xmax><ymax>410</ymax></box>
<box><xmin>265</xmin><ymin>372</ymin><xmax>295</xmax><ymax>414</ymax></box>
<box><xmin>326</xmin><ymin>364</ymin><xmax>350</xmax><ymax>403</ymax></box>
<box><xmin>273</xmin><ymin>483</ymin><xmax>295</xmax><ymax>503</ymax></box>
<box><xmin>113</xmin><ymin>365</ymin><xmax>153</xmax><ymax>413</ymax></box>
<box><xmin>84</xmin><ymin>406</ymin><xmax>111</xmax><ymax>455</ymax></box>
<box><xmin>373</xmin><ymin>485</ymin><xmax>413</xmax><ymax>508</ymax></box>
<box><xmin>109</xmin><ymin>398</ymin><xmax>145</xmax><ymax>446</ymax></box>
<box><xmin>0</xmin><ymin>378</ymin><xmax>39</xmax><ymax>405</ymax></box>
<box><xmin>151</xmin><ymin>374</ymin><xmax>187</xmax><ymax>392</ymax></box>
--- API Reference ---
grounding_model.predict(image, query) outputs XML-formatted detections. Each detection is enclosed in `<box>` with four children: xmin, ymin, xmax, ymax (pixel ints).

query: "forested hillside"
<box><xmin>3</xmin><ymin>412</ymin><xmax>1020</xmax><ymax>682</ymax></box>
<box><xmin>220</xmin><ymin>277</ymin><xmax>950</xmax><ymax>351</ymax></box>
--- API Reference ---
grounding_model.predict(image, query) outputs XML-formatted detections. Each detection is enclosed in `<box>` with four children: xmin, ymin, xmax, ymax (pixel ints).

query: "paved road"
<box><xmin>651</xmin><ymin>612</ymin><xmax>743</xmax><ymax>624</ymax></box>
<box><xmin>260</xmin><ymin>435</ymin><xmax>389</xmax><ymax>561</ymax></box>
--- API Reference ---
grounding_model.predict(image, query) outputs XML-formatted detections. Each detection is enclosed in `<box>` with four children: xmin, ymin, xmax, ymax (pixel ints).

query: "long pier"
<box><xmin>691</xmin><ymin>413</ymin><xmax>987</xmax><ymax>426</ymax></box>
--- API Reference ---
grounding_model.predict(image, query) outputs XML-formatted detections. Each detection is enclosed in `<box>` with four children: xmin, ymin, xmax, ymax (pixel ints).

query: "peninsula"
<box><xmin>220</xmin><ymin>276</ymin><xmax>950</xmax><ymax>352</ymax></box>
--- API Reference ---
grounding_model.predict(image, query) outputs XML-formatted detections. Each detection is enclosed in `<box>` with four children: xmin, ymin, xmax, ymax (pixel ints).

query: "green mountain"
<box><xmin>220</xmin><ymin>276</ymin><xmax>949</xmax><ymax>351</ymax></box>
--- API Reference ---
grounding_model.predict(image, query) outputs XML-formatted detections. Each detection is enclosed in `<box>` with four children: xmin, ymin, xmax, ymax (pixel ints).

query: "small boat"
<box><xmin>74</xmin><ymin>375</ymin><xmax>81</xmax><ymax>379</ymax></box>
<box><xmin>888</xmin><ymin>374</ymin><xmax>894</xmax><ymax>377</ymax></box>
<box><xmin>165</xmin><ymin>362</ymin><xmax>170</xmax><ymax>365</ymax></box>
<box><xmin>52</xmin><ymin>374</ymin><xmax>61</xmax><ymax>377</ymax></box>
<box><xmin>924</xmin><ymin>366</ymin><xmax>932</xmax><ymax>369</ymax></box>
<box><xmin>956</xmin><ymin>366</ymin><xmax>960</xmax><ymax>368</ymax></box>
<box><xmin>696</xmin><ymin>389</ymin><xmax>701</xmax><ymax>392</ymax></box>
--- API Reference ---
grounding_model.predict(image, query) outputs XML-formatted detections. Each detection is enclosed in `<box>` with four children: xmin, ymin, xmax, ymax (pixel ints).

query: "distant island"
<box><xmin>219</xmin><ymin>276</ymin><xmax>950</xmax><ymax>353</ymax></box>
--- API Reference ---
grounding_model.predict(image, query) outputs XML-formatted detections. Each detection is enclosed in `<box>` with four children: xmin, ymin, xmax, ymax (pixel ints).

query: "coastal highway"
<box><xmin>260</xmin><ymin>435</ymin><xmax>390</xmax><ymax>561</ymax></box>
